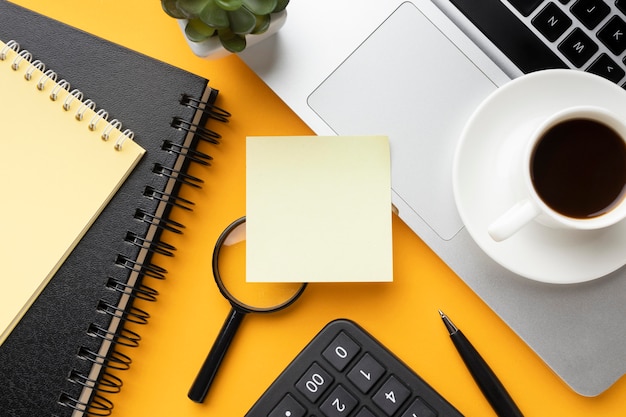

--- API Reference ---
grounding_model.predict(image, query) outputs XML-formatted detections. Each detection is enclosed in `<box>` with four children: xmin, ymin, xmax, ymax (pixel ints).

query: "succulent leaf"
<box><xmin>218</xmin><ymin>28</ymin><xmax>247</xmax><ymax>52</ymax></box>
<box><xmin>227</xmin><ymin>7</ymin><xmax>257</xmax><ymax>34</ymax></box>
<box><xmin>199</xmin><ymin>0</ymin><xmax>230</xmax><ymax>28</ymax></box>
<box><xmin>185</xmin><ymin>18</ymin><xmax>216</xmax><ymax>42</ymax></box>
<box><xmin>242</xmin><ymin>0</ymin><xmax>277</xmax><ymax>15</ymax></box>
<box><xmin>178</xmin><ymin>0</ymin><xmax>211</xmax><ymax>17</ymax></box>
<box><xmin>251</xmin><ymin>14</ymin><xmax>271</xmax><ymax>34</ymax></box>
<box><xmin>273</xmin><ymin>0</ymin><xmax>289</xmax><ymax>13</ymax></box>
<box><xmin>215</xmin><ymin>0</ymin><xmax>244</xmax><ymax>11</ymax></box>
<box><xmin>161</xmin><ymin>0</ymin><xmax>187</xmax><ymax>18</ymax></box>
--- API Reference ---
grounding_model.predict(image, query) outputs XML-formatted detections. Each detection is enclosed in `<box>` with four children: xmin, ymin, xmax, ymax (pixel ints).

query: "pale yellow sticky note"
<box><xmin>0</xmin><ymin>41</ymin><xmax>145</xmax><ymax>345</ymax></box>
<box><xmin>246</xmin><ymin>136</ymin><xmax>392</xmax><ymax>282</ymax></box>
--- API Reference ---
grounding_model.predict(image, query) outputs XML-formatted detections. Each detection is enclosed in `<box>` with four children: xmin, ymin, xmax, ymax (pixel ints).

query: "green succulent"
<box><xmin>161</xmin><ymin>0</ymin><xmax>289</xmax><ymax>53</ymax></box>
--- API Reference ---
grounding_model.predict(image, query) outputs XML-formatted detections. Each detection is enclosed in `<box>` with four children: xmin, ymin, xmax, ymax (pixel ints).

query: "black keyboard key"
<box><xmin>588</xmin><ymin>53</ymin><xmax>626</xmax><ymax>82</ymax></box>
<box><xmin>401</xmin><ymin>398</ymin><xmax>437</xmax><ymax>417</ymax></box>
<box><xmin>355</xmin><ymin>407</ymin><xmax>376</xmax><ymax>417</ymax></box>
<box><xmin>296</xmin><ymin>362</ymin><xmax>334</xmax><ymax>402</ymax></box>
<box><xmin>451</xmin><ymin>0</ymin><xmax>568</xmax><ymax>73</ymax></box>
<box><xmin>347</xmin><ymin>353</ymin><xmax>386</xmax><ymax>393</ymax></box>
<box><xmin>372</xmin><ymin>376</ymin><xmax>411</xmax><ymax>416</ymax></box>
<box><xmin>571</xmin><ymin>0</ymin><xmax>611</xmax><ymax>29</ymax></box>
<box><xmin>559</xmin><ymin>27</ymin><xmax>599</xmax><ymax>67</ymax></box>
<box><xmin>598</xmin><ymin>15</ymin><xmax>626</xmax><ymax>54</ymax></box>
<box><xmin>320</xmin><ymin>385</ymin><xmax>358</xmax><ymax>417</ymax></box>
<box><xmin>322</xmin><ymin>331</ymin><xmax>360</xmax><ymax>371</ymax></box>
<box><xmin>617</xmin><ymin>0</ymin><xmax>626</xmax><ymax>14</ymax></box>
<box><xmin>269</xmin><ymin>394</ymin><xmax>306</xmax><ymax>417</ymax></box>
<box><xmin>508</xmin><ymin>0</ymin><xmax>544</xmax><ymax>16</ymax></box>
<box><xmin>533</xmin><ymin>2</ymin><xmax>573</xmax><ymax>41</ymax></box>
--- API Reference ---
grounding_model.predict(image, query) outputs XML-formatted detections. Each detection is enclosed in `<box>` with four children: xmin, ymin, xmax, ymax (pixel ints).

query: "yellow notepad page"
<box><xmin>246</xmin><ymin>135</ymin><xmax>392</xmax><ymax>283</ymax></box>
<box><xmin>0</xmin><ymin>41</ymin><xmax>145</xmax><ymax>345</ymax></box>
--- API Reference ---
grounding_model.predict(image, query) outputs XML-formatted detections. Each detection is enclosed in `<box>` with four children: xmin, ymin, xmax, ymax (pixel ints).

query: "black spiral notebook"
<box><xmin>0</xmin><ymin>2</ymin><xmax>230</xmax><ymax>416</ymax></box>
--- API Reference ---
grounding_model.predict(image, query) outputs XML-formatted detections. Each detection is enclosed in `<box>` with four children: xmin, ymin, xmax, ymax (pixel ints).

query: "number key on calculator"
<box><xmin>245</xmin><ymin>319</ymin><xmax>464</xmax><ymax>417</ymax></box>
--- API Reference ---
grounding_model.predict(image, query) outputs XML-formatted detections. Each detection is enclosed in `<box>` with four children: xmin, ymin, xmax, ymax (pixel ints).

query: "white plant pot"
<box><xmin>177</xmin><ymin>9</ymin><xmax>287</xmax><ymax>59</ymax></box>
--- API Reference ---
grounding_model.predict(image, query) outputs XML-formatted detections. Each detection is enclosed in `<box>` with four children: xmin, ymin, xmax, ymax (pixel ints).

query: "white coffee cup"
<box><xmin>488</xmin><ymin>106</ymin><xmax>626</xmax><ymax>242</ymax></box>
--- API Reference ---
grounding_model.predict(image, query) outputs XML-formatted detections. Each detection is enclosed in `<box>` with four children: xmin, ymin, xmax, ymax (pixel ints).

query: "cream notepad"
<box><xmin>0</xmin><ymin>40</ymin><xmax>145</xmax><ymax>344</ymax></box>
<box><xmin>246</xmin><ymin>135</ymin><xmax>392</xmax><ymax>282</ymax></box>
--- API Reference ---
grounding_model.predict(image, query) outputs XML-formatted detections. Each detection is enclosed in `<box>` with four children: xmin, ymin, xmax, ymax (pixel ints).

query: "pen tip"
<box><xmin>438</xmin><ymin>309</ymin><xmax>457</xmax><ymax>334</ymax></box>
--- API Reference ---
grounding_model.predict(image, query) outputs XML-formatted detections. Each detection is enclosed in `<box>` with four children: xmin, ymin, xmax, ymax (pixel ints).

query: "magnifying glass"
<box><xmin>188</xmin><ymin>216</ymin><xmax>307</xmax><ymax>403</ymax></box>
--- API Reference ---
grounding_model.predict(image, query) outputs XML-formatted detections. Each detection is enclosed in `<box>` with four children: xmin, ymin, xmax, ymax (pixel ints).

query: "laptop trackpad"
<box><xmin>307</xmin><ymin>1</ymin><xmax>497</xmax><ymax>240</ymax></box>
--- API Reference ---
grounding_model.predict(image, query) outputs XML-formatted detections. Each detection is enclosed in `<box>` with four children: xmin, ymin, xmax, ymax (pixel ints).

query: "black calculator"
<box><xmin>245</xmin><ymin>319</ymin><xmax>464</xmax><ymax>417</ymax></box>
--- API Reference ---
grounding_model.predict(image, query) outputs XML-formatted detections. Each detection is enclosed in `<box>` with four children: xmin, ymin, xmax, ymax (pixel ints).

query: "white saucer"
<box><xmin>453</xmin><ymin>69</ymin><xmax>626</xmax><ymax>284</ymax></box>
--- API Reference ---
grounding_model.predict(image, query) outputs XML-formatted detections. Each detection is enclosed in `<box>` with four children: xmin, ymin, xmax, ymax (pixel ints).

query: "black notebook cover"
<box><xmin>0</xmin><ymin>1</ymin><xmax>229</xmax><ymax>416</ymax></box>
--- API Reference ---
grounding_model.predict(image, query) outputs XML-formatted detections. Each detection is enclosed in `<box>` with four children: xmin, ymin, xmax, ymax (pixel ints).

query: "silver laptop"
<box><xmin>240</xmin><ymin>0</ymin><xmax>626</xmax><ymax>397</ymax></box>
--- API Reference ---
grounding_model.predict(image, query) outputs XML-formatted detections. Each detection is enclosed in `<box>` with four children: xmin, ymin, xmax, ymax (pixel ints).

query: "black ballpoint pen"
<box><xmin>439</xmin><ymin>310</ymin><xmax>524</xmax><ymax>417</ymax></box>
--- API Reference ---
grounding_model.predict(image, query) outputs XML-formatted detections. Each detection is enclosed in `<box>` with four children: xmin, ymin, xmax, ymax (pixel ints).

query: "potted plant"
<box><xmin>161</xmin><ymin>0</ymin><xmax>289</xmax><ymax>59</ymax></box>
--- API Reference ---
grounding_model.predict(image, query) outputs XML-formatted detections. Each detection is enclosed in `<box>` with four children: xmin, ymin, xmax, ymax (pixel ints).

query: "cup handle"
<box><xmin>488</xmin><ymin>199</ymin><xmax>541</xmax><ymax>242</ymax></box>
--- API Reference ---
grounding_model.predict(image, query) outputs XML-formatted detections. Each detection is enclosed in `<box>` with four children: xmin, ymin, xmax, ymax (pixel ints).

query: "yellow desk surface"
<box><xmin>11</xmin><ymin>1</ymin><xmax>626</xmax><ymax>416</ymax></box>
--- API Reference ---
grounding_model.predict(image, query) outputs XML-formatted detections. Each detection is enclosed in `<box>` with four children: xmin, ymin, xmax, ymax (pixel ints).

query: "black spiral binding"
<box><xmin>1</xmin><ymin>40</ymin><xmax>138</xmax><ymax>417</ymax></box>
<box><xmin>57</xmin><ymin>103</ymin><xmax>230</xmax><ymax>416</ymax></box>
<box><xmin>1</xmin><ymin>39</ymin><xmax>231</xmax><ymax>417</ymax></box>
<box><xmin>0</xmin><ymin>50</ymin><xmax>230</xmax><ymax>417</ymax></box>
<box><xmin>59</xmin><ymin>102</ymin><xmax>230</xmax><ymax>417</ymax></box>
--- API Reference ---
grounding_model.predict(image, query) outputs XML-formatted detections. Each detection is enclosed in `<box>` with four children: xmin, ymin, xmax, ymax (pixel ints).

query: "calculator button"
<box><xmin>295</xmin><ymin>362</ymin><xmax>334</xmax><ymax>402</ymax></box>
<box><xmin>354</xmin><ymin>407</ymin><xmax>377</xmax><ymax>417</ymax></box>
<box><xmin>319</xmin><ymin>385</ymin><xmax>358</xmax><ymax>417</ymax></box>
<box><xmin>322</xmin><ymin>331</ymin><xmax>360</xmax><ymax>371</ymax></box>
<box><xmin>372</xmin><ymin>376</ymin><xmax>411</xmax><ymax>416</ymax></box>
<box><xmin>347</xmin><ymin>353</ymin><xmax>386</xmax><ymax>393</ymax></box>
<box><xmin>269</xmin><ymin>394</ymin><xmax>306</xmax><ymax>417</ymax></box>
<box><xmin>400</xmin><ymin>398</ymin><xmax>437</xmax><ymax>417</ymax></box>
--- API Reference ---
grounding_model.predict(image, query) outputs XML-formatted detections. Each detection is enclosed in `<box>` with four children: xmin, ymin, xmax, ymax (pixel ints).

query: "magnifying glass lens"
<box><xmin>189</xmin><ymin>217</ymin><xmax>307</xmax><ymax>404</ymax></box>
<box><xmin>216</xmin><ymin>221</ymin><xmax>304</xmax><ymax>310</ymax></box>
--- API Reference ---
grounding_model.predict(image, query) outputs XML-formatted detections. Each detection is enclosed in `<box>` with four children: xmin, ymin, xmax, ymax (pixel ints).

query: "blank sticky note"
<box><xmin>246</xmin><ymin>136</ymin><xmax>392</xmax><ymax>283</ymax></box>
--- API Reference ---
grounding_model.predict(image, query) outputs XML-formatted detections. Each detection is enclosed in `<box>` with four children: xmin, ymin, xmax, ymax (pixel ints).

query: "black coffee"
<box><xmin>530</xmin><ymin>118</ymin><xmax>626</xmax><ymax>219</ymax></box>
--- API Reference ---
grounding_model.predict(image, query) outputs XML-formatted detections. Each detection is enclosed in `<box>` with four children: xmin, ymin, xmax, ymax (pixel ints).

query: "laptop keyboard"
<box><xmin>450</xmin><ymin>0</ymin><xmax>626</xmax><ymax>86</ymax></box>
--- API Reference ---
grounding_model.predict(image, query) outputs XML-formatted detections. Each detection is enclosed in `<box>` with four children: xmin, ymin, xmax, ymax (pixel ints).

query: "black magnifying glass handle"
<box><xmin>188</xmin><ymin>307</ymin><xmax>246</xmax><ymax>403</ymax></box>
